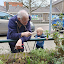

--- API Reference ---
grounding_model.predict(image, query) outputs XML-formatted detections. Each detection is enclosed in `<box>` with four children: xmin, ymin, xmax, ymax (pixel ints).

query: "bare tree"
<box><xmin>6</xmin><ymin>0</ymin><xmax>48</xmax><ymax>15</ymax></box>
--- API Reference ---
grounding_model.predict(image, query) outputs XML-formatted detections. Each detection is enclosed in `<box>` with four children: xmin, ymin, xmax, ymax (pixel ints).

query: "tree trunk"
<box><xmin>29</xmin><ymin>0</ymin><xmax>31</xmax><ymax>15</ymax></box>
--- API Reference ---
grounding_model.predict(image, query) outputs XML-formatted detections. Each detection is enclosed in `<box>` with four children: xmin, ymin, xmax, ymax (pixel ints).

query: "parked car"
<box><xmin>0</xmin><ymin>11</ymin><xmax>35</xmax><ymax>35</ymax></box>
<box><xmin>52</xmin><ymin>18</ymin><xmax>64</xmax><ymax>31</ymax></box>
<box><xmin>52</xmin><ymin>14</ymin><xmax>64</xmax><ymax>31</ymax></box>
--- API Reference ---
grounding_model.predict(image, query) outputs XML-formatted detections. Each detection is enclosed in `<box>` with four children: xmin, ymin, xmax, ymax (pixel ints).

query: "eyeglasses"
<box><xmin>23</xmin><ymin>21</ymin><xmax>28</xmax><ymax>22</ymax></box>
<box><xmin>20</xmin><ymin>18</ymin><xmax>29</xmax><ymax>22</ymax></box>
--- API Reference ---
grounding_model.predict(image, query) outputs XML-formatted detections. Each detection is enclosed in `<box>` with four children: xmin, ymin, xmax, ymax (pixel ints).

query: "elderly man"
<box><xmin>7</xmin><ymin>10</ymin><xmax>32</xmax><ymax>53</ymax></box>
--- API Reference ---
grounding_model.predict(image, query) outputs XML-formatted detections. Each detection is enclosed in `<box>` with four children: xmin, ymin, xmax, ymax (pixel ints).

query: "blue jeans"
<box><xmin>36</xmin><ymin>44</ymin><xmax>44</xmax><ymax>49</ymax></box>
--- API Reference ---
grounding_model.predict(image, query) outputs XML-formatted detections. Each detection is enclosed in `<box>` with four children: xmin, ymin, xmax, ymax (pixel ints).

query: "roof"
<box><xmin>0</xmin><ymin>5</ymin><xmax>6</xmax><ymax>11</ymax></box>
<box><xmin>0</xmin><ymin>0</ymin><xmax>63</xmax><ymax>14</ymax></box>
<box><xmin>7</xmin><ymin>6</ymin><xmax>60</xmax><ymax>14</ymax></box>
<box><xmin>52</xmin><ymin>0</ymin><xmax>63</xmax><ymax>5</ymax></box>
<box><xmin>32</xmin><ymin>7</ymin><xmax>60</xmax><ymax>13</ymax></box>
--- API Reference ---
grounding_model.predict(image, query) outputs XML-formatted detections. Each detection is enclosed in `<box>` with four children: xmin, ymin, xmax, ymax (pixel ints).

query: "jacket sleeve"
<box><xmin>20</xmin><ymin>36</ymin><xmax>31</xmax><ymax>42</ymax></box>
<box><xmin>8</xmin><ymin>18</ymin><xmax>21</xmax><ymax>40</ymax></box>
<box><xmin>20</xmin><ymin>21</ymin><xmax>31</xmax><ymax>42</ymax></box>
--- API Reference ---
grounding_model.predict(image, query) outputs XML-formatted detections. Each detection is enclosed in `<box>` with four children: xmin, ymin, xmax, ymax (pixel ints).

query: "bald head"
<box><xmin>17</xmin><ymin>10</ymin><xmax>29</xmax><ymax>25</ymax></box>
<box><xmin>17</xmin><ymin>10</ymin><xmax>29</xmax><ymax>20</ymax></box>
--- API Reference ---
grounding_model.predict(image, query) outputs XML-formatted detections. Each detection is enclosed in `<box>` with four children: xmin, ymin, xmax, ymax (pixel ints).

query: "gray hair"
<box><xmin>17</xmin><ymin>10</ymin><xmax>29</xmax><ymax>19</ymax></box>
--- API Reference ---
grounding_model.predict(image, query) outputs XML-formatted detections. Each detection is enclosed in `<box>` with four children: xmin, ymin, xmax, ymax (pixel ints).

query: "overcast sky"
<box><xmin>0</xmin><ymin>0</ymin><xmax>57</xmax><ymax>6</ymax></box>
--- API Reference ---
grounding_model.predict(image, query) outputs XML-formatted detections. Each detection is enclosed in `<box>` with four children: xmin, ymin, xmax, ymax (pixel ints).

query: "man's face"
<box><xmin>20</xmin><ymin>16</ymin><xmax>29</xmax><ymax>25</ymax></box>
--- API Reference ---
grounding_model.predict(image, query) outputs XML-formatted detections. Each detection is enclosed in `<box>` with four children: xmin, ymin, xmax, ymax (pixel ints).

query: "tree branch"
<box><xmin>31</xmin><ymin>2</ymin><xmax>42</xmax><ymax>12</ymax></box>
<box><xmin>23</xmin><ymin>3</ymin><xmax>29</xmax><ymax>9</ymax></box>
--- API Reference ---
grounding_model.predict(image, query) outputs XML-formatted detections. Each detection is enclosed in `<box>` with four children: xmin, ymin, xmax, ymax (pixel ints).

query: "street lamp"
<box><xmin>49</xmin><ymin>0</ymin><xmax>52</xmax><ymax>33</ymax></box>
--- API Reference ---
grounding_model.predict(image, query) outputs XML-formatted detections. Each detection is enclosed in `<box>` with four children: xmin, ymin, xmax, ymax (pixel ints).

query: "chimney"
<box><xmin>6</xmin><ymin>2</ymin><xmax>9</xmax><ymax>12</ymax></box>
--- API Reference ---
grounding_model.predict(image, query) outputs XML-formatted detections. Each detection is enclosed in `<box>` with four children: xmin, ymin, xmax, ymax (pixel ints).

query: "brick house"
<box><xmin>4</xmin><ymin>2</ymin><xmax>23</xmax><ymax>7</ymax></box>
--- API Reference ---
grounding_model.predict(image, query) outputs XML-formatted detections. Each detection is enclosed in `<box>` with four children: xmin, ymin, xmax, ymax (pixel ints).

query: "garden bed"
<box><xmin>0</xmin><ymin>48</ymin><xmax>64</xmax><ymax>64</ymax></box>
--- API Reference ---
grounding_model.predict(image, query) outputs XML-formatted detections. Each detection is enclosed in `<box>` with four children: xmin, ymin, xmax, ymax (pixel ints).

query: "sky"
<box><xmin>0</xmin><ymin>0</ymin><xmax>6</xmax><ymax>6</ymax></box>
<box><xmin>0</xmin><ymin>0</ymin><xmax>57</xmax><ymax>6</ymax></box>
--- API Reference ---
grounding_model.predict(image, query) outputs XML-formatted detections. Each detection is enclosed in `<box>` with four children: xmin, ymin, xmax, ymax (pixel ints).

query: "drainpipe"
<box><xmin>6</xmin><ymin>2</ymin><xmax>9</xmax><ymax>12</ymax></box>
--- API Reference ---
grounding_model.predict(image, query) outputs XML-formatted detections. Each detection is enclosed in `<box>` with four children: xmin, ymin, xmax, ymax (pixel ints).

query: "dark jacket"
<box><xmin>7</xmin><ymin>15</ymin><xmax>31</xmax><ymax>45</ymax></box>
<box><xmin>35</xmin><ymin>34</ymin><xmax>46</xmax><ymax>47</ymax></box>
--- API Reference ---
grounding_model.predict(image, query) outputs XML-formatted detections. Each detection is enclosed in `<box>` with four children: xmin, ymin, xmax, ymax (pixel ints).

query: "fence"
<box><xmin>0</xmin><ymin>38</ymin><xmax>63</xmax><ymax>52</ymax></box>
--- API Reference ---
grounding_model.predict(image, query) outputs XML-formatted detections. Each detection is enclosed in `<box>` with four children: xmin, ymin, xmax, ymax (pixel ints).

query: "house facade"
<box><xmin>0</xmin><ymin>0</ymin><xmax>64</xmax><ymax>22</ymax></box>
<box><xmin>52</xmin><ymin>0</ymin><xmax>64</xmax><ymax>13</ymax></box>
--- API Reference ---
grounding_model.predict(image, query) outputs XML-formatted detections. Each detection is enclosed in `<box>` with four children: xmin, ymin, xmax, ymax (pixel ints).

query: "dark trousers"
<box><xmin>9</xmin><ymin>43</ymin><xmax>24</xmax><ymax>53</ymax></box>
<box><xmin>36</xmin><ymin>44</ymin><xmax>44</xmax><ymax>49</ymax></box>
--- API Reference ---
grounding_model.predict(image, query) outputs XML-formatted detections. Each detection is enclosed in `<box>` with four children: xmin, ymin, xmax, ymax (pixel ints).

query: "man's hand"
<box><xmin>15</xmin><ymin>39</ymin><xmax>22</xmax><ymax>49</ymax></box>
<box><xmin>21</xmin><ymin>32</ymin><xmax>32</xmax><ymax>37</ymax></box>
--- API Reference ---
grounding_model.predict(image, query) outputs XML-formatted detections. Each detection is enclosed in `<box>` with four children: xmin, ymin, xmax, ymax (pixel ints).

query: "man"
<box><xmin>7</xmin><ymin>10</ymin><xmax>32</xmax><ymax>53</ymax></box>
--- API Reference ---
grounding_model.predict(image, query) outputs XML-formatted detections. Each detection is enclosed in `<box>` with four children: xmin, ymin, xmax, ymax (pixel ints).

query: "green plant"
<box><xmin>26</xmin><ymin>56</ymin><xmax>31</xmax><ymax>64</ymax></box>
<box><xmin>53</xmin><ymin>32</ymin><xmax>60</xmax><ymax>46</ymax></box>
<box><xmin>0</xmin><ymin>48</ymin><xmax>63</xmax><ymax>64</ymax></box>
<box><xmin>0</xmin><ymin>60</ymin><xmax>3</xmax><ymax>64</ymax></box>
<box><xmin>52</xmin><ymin>57</ymin><xmax>64</xmax><ymax>64</ymax></box>
<box><xmin>56</xmin><ymin>21</ymin><xmax>63</xmax><ymax>29</ymax></box>
<box><xmin>52</xmin><ymin>13</ymin><xmax>64</xmax><ymax>57</ymax></box>
<box><xmin>59</xmin><ymin>13</ymin><xmax>64</xmax><ymax>19</ymax></box>
<box><xmin>44</xmin><ymin>30</ymin><xmax>50</xmax><ymax>38</ymax></box>
<box><xmin>52</xmin><ymin>28</ymin><xmax>64</xmax><ymax>56</ymax></box>
<box><xmin>30</xmin><ymin>48</ymin><xmax>57</xmax><ymax>63</ymax></box>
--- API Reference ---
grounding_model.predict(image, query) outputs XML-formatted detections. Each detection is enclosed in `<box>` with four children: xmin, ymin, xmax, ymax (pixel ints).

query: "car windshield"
<box><xmin>0</xmin><ymin>12</ymin><xmax>13</xmax><ymax>20</ymax></box>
